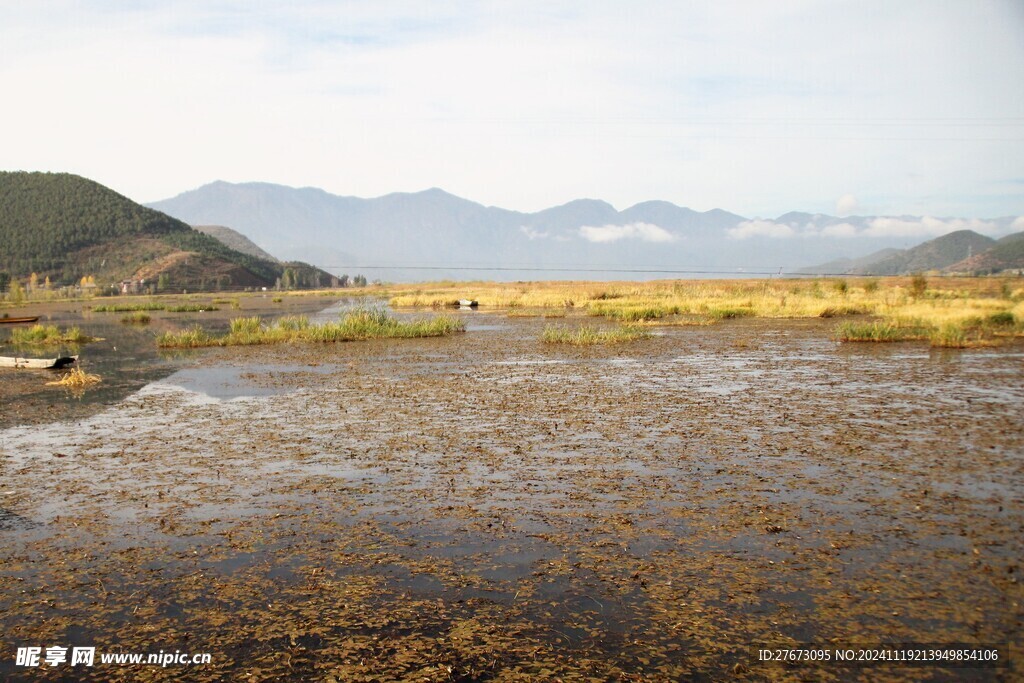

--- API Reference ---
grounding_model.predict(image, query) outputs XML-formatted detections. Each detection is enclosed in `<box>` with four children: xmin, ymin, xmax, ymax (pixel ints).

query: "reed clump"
<box><xmin>93</xmin><ymin>303</ymin><xmax>165</xmax><ymax>312</ymax></box>
<box><xmin>155</xmin><ymin>326</ymin><xmax>217</xmax><ymax>348</ymax></box>
<box><xmin>837</xmin><ymin>312</ymin><xmax>1022</xmax><ymax>347</ymax></box>
<box><xmin>157</xmin><ymin>308</ymin><xmax>464</xmax><ymax>348</ymax></box>
<box><xmin>8</xmin><ymin>324</ymin><xmax>95</xmax><ymax>345</ymax></box>
<box><xmin>589</xmin><ymin>304</ymin><xmax>677</xmax><ymax>322</ymax></box>
<box><xmin>541</xmin><ymin>324</ymin><xmax>649</xmax><ymax>345</ymax></box>
<box><xmin>166</xmin><ymin>304</ymin><xmax>218</xmax><ymax>313</ymax></box>
<box><xmin>120</xmin><ymin>312</ymin><xmax>151</xmax><ymax>325</ymax></box>
<box><xmin>704</xmin><ymin>306</ymin><xmax>755</xmax><ymax>320</ymax></box>
<box><xmin>835</xmin><ymin>321</ymin><xmax>930</xmax><ymax>343</ymax></box>
<box><xmin>929</xmin><ymin>323</ymin><xmax>971</xmax><ymax>348</ymax></box>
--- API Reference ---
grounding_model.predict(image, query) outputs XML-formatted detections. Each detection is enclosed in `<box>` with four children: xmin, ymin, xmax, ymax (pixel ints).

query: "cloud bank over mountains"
<box><xmin>728</xmin><ymin>215</ymin><xmax>1020</xmax><ymax>241</ymax></box>
<box><xmin>148</xmin><ymin>180</ymin><xmax>1024</xmax><ymax>281</ymax></box>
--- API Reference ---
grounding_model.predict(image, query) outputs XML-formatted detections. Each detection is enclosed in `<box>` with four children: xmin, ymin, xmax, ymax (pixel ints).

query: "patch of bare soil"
<box><xmin>0</xmin><ymin>314</ymin><xmax>1021</xmax><ymax>681</ymax></box>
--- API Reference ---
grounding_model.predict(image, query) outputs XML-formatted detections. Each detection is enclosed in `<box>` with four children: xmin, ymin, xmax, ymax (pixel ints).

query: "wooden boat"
<box><xmin>0</xmin><ymin>316</ymin><xmax>40</xmax><ymax>324</ymax></box>
<box><xmin>0</xmin><ymin>355</ymin><xmax>78</xmax><ymax>369</ymax></box>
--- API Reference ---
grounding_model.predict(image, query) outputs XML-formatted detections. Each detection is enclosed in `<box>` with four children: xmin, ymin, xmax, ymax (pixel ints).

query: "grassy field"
<box><xmin>385</xmin><ymin>276</ymin><xmax>1024</xmax><ymax>347</ymax></box>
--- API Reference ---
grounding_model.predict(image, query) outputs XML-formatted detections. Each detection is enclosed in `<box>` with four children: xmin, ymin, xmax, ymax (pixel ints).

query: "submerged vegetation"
<box><xmin>541</xmin><ymin>324</ymin><xmax>649</xmax><ymax>345</ymax></box>
<box><xmin>5</xmin><ymin>324</ymin><xmax>95</xmax><ymax>345</ymax></box>
<box><xmin>157</xmin><ymin>308</ymin><xmax>464</xmax><ymax>348</ymax></box>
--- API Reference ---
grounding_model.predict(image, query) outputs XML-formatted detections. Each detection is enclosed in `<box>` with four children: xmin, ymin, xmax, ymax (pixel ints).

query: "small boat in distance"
<box><xmin>457</xmin><ymin>299</ymin><xmax>479</xmax><ymax>308</ymax></box>
<box><xmin>0</xmin><ymin>355</ymin><xmax>78</xmax><ymax>369</ymax></box>
<box><xmin>0</xmin><ymin>316</ymin><xmax>41</xmax><ymax>324</ymax></box>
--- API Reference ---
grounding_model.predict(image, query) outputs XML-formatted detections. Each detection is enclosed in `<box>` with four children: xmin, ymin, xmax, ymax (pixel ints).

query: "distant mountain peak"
<box><xmin>145</xmin><ymin>180</ymin><xmax>1023</xmax><ymax>280</ymax></box>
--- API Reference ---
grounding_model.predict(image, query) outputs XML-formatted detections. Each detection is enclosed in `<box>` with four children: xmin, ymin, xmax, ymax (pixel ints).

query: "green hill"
<box><xmin>0</xmin><ymin>172</ymin><xmax>288</xmax><ymax>290</ymax></box>
<box><xmin>856</xmin><ymin>230</ymin><xmax>996</xmax><ymax>275</ymax></box>
<box><xmin>947</xmin><ymin>231</ymin><xmax>1024</xmax><ymax>273</ymax></box>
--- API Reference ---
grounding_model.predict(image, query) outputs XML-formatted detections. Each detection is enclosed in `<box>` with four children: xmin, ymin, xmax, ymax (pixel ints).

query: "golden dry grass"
<box><xmin>541</xmin><ymin>323</ymin><xmax>650</xmax><ymax>345</ymax></box>
<box><xmin>381</xmin><ymin>276</ymin><xmax>1024</xmax><ymax>347</ymax></box>
<box><xmin>46</xmin><ymin>366</ymin><xmax>101</xmax><ymax>388</ymax></box>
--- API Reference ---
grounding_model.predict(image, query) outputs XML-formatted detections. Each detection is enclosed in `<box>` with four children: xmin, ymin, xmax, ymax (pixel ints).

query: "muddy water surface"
<box><xmin>0</xmin><ymin>305</ymin><xmax>1021</xmax><ymax>681</ymax></box>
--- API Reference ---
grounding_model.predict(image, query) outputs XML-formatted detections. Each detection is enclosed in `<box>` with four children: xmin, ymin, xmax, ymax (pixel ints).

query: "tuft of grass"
<box><xmin>230</xmin><ymin>316</ymin><xmax>263</xmax><ymax>335</ymax></box>
<box><xmin>156</xmin><ymin>326</ymin><xmax>217</xmax><ymax>348</ymax></box>
<box><xmin>46</xmin><ymin>366</ymin><xmax>101</xmax><ymax>388</ymax></box>
<box><xmin>8</xmin><ymin>324</ymin><xmax>95</xmax><ymax>345</ymax></box>
<box><xmin>986</xmin><ymin>311</ymin><xmax>1015</xmax><ymax>327</ymax></box>
<box><xmin>818</xmin><ymin>304</ymin><xmax>869</xmax><ymax>318</ymax></box>
<box><xmin>326</xmin><ymin>307</ymin><xmax>462</xmax><ymax>340</ymax></box>
<box><xmin>590</xmin><ymin>304</ymin><xmax>676</xmax><ymax>322</ymax></box>
<box><xmin>275</xmin><ymin>315</ymin><xmax>310</xmax><ymax>331</ymax></box>
<box><xmin>704</xmin><ymin>306</ymin><xmax>755</xmax><ymax>320</ymax></box>
<box><xmin>541</xmin><ymin>324</ymin><xmax>649</xmax><ymax>345</ymax></box>
<box><xmin>926</xmin><ymin>317</ymin><xmax>1013</xmax><ymax>348</ymax></box>
<box><xmin>120</xmin><ymin>312</ymin><xmax>151</xmax><ymax>325</ymax></box>
<box><xmin>929</xmin><ymin>323</ymin><xmax>970</xmax><ymax>348</ymax></box>
<box><xmin>157</xmin><ymin>308</ymin><xmax>463</xmax><ymax>348</ymax></box>
<box><xmin>835</xmin><ymin>321</ymin><xmax>929</xmax><ymax>343</ymax></box>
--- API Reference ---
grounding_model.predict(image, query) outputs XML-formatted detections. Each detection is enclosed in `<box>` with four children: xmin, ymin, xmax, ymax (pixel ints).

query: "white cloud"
<box><xmin>729</xmin><ymin>215</ymin><xmax>1018</xmax><ymax>241</ymax></box>
<box><xmin>578</xmin><ymin>223</ymin><xmax>675</xmax><ymax>243</ymax></box>
<box><xmin>519</xmin><ymin>226</ymin><xmax>549</xmax><ymax>240</ymax></box>
<box><xmin>819</xmin><ymin>222</ymin><xmax>859</xmax><ymax>238</ymax></box>
<box><xmin>836</xmin><ymin>194</ymin><xmax>859</xmax><ymax>216</ymax></box>
<box><xmin>727</xmin><ymin>220</ymin><xmax>796</xmax><ymax>240</ymax></box>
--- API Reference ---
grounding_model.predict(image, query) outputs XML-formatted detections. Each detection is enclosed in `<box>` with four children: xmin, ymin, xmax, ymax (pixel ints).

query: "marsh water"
<box><xmin>0</xmin><ymin>296</ymin><xmax>1021</xmax><ymax>681</ymax></box>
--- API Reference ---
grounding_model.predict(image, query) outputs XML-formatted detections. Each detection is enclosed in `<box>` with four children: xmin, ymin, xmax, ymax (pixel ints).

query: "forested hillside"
<box><xmin>0</xmin><ymin>172</ymin><xmax>284</xmax><ymax>288</ymax></box>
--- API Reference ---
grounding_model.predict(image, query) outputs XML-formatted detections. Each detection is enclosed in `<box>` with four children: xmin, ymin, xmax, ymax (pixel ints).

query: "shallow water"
<box><xmin>0</xmin><ymin>305</ymin><xmax>1021</xmax><ymax>681</ymax></box>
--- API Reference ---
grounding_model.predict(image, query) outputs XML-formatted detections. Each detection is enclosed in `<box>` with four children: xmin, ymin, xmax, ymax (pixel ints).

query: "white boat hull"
<box><xmin>0</xmin><ymin>355</ymin><xmax>78</xmax><ymax>369</ymax></box>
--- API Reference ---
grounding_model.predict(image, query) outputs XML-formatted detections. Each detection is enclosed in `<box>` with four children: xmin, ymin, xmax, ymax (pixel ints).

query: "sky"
<box><xmin>2</xmin><ymin>0</ymin><xmax>1023</xmax><ymax>220</ymax></box>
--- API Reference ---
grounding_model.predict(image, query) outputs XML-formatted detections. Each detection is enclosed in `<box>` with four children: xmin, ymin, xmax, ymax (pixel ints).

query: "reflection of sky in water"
<box><xmin>144</xmin><ymin>366</ymin><xmax>288</xmax><ymax>402</ymax></box>
<box><xmin>143</xmin><ymin>364</ymin><xmax>343</xmax><ymax>402</ymax></box>
<box><xmin>307</xmin><ymin>298</ymin><xmax>390</xmax><ymax>323</ymax></box>
<box><xmin>0</xmin><ymin>297</ymin><xmax>373</xmax><ymax>429</ymax></box>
